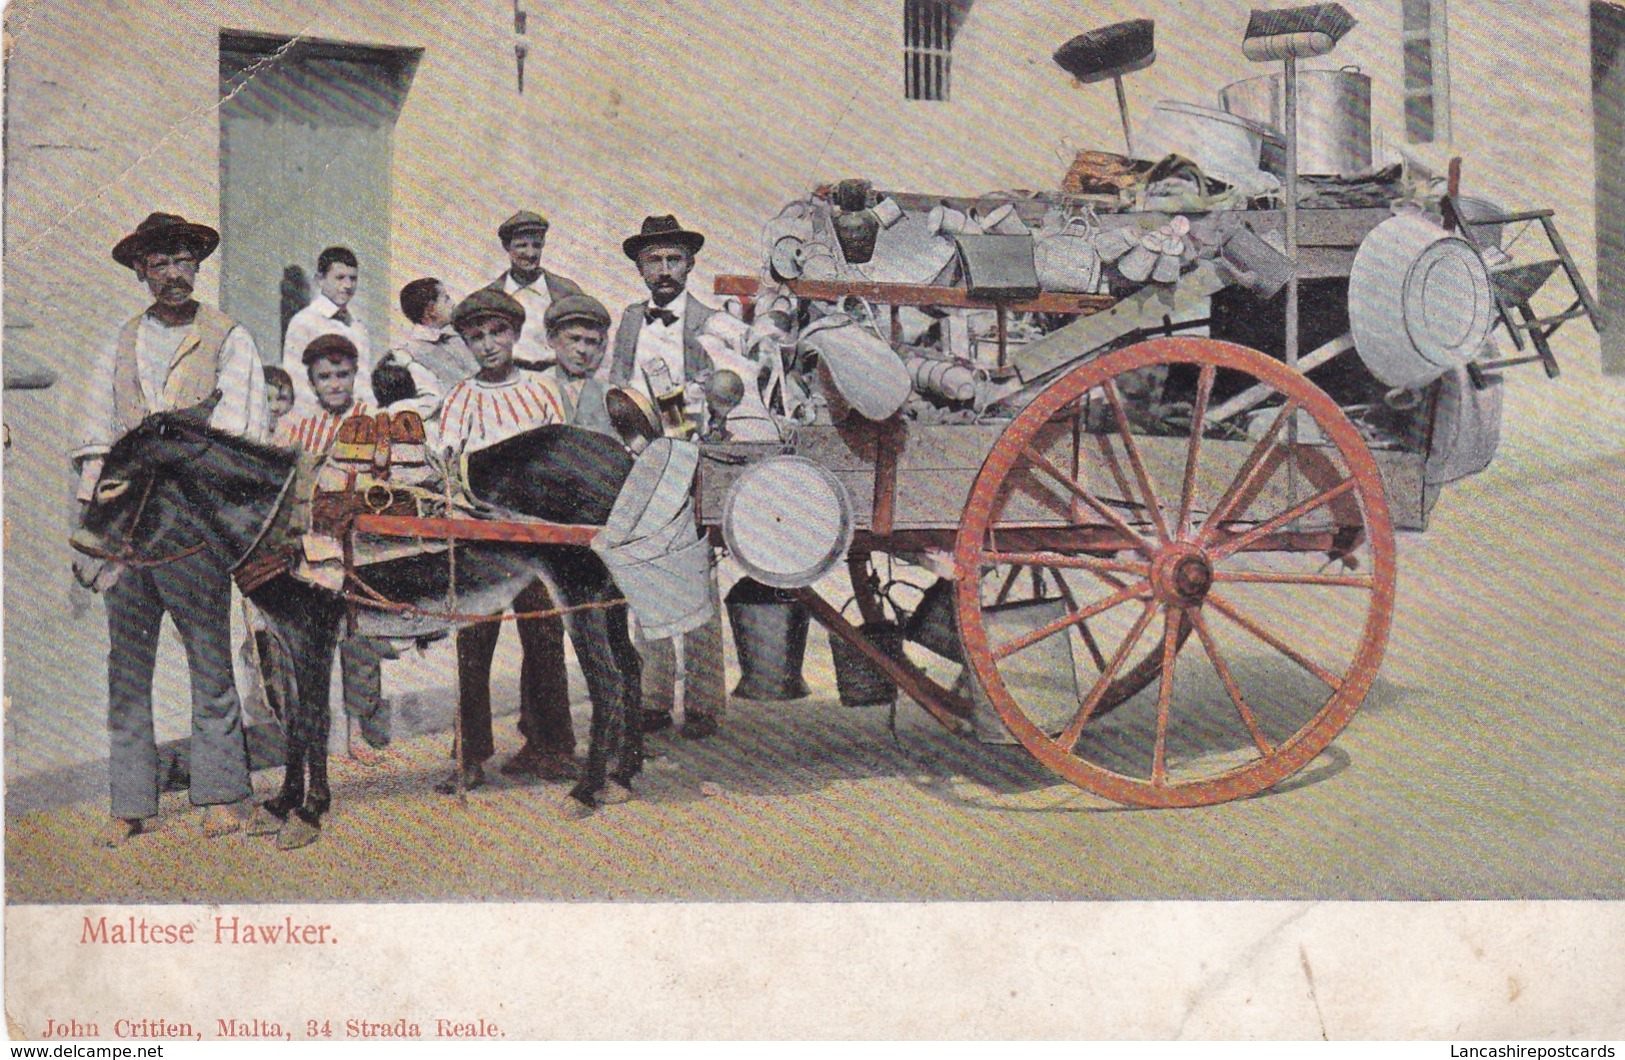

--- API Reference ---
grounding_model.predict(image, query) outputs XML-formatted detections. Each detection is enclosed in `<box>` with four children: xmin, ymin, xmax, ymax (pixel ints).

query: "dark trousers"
<box><xmin>454</xmin><ymin>579</ymin><xmax>573</xmax><ymax>764</ymax></box>
<box><xmin>105</xmin><ymin>550</ymin><xmax>250</xmax><ymax>818</ymax></box>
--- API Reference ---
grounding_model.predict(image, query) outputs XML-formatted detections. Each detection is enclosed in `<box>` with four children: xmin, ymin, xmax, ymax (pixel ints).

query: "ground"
<box><xmin>5</xmin><ymin>431</ymin><xmax>1622</xmax><ymax>902</ymax></box>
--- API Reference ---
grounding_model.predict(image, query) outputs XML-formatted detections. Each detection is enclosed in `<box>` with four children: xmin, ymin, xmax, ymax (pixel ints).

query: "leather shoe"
<box><xmin>434</xmin><ymin>761</ymin><xmax>486</xmax><ymax>795</ymax></box>
<box><xmin>680</xmin><ymin>713</ymin><xmax>719</xmax><ymax>740</ymax></box>
<box><xmin>639</xmin><ymin>709</ymin><xmax>674</xmax><ymax>734</ymax></box>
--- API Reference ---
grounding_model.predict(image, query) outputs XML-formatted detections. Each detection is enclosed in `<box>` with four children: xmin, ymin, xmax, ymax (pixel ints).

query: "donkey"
<box><xmin>71</xmin><ymin>404</ymin><xmax>644</xmax><ymax>849</ymax></box>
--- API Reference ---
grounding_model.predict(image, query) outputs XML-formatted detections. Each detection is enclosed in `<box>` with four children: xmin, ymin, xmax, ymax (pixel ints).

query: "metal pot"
<box><xmin>1135</xmin><ymin>100</ymin><xmax>1274</xmax><ymax>189</ymax></box>
<box><xmin>1219</xmin><ymin>66</ymin><xmax>1371</xmax><ymax>176</ymax></box>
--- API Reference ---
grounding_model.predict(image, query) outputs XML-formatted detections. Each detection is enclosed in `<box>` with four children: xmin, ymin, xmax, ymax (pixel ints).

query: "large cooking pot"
<box><xmin>1219</xmin><ymin>66</ymin><xmax>1371</xmax><ymax>175</ymax></box>
<box><xmin>1135</xmin><ymin>100</ymin><xmax>1276</xmax><ymax>192</ymax></box>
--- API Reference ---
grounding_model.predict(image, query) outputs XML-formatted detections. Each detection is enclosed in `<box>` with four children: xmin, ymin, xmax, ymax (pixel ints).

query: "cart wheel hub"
<box><xmin>1153</xmin><ymin>545</ymin><xmax>1213</xmax><ymax>606</ymax></box>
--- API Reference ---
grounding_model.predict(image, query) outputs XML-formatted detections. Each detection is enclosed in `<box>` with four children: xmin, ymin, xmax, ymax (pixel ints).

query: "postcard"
<box><xmin>4</xmin><ymin>0</ymin><xmax>1621</xmax><ymax>1040</ymax></box>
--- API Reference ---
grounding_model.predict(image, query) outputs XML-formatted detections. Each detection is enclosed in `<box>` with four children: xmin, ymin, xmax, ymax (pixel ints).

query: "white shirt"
<box><xmin>438</xmin><ymin>371</ymin><xmax>565</xmax><ymax>459</ymax></box>
<box><xmin>281</xmin><ymin>293</ymin><xmax>373</xmax><ymax>411</ymax></box>
<box><xmin>497</xmin><ymin>272</ymin><xmax>557</xmax><ymax>365</ymax></box>
<box><xmin>75</xmin><ymin>309</ymin><xmax>268</xmax><ymax>500</ymax></box>
<box><xmin>629</xmin><ymin>291</ymin><xmax>689</xmax><ymax>400</ymax></box>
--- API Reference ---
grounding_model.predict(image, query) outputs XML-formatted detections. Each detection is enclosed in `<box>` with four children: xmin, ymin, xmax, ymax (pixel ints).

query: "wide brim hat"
<box><xmin>451</xmin><ymin>288</ymin><xmax>527</xmax><ymax>332</ymax></box>
<box><xmin>112</xmin><ymin>212</ymin><xmax>220</xmax><ymax>269</ymax></box>
<box><xmin>497</xmin><ymin>209</ymin><xmax>550</xmax><ymax>244</ymax></box>
<box><xmin>623</xmin><ymin>215</ymin><xmax>705</xmax><ymax>261</ymax></box>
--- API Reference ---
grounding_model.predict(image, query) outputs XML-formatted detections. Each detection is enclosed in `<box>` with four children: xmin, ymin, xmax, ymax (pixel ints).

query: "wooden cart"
<box><xmin>697</xmin><ymin>199</ymin><xmax>1596</xmax><ymax>809</ymax></box>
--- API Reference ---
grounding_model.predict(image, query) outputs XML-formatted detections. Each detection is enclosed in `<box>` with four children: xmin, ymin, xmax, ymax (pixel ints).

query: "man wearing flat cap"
<box><xmin>485</xmin><ymin>210</ymin><xmax>585</xmax><ymax>366</ymax></box>
<box><xmin>434</xmin><ymin>288</ymin><xmax>579</xmax><ymax>791</ymax></box>
<box><xmin>607</xmin><ymin>215</ymin><xmax>726</xmax><ymax>741</ymax></box>
<box><xmin>74</xmin><ymin>212</ymin><xmax>269</xmax><ymax>846</ymax></box>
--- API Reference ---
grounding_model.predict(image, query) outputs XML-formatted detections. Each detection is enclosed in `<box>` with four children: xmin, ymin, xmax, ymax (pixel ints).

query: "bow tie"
<box><xmin>644</xmin><ymin>306</ymin><xmax>678</xmax><ymax>327</ymax></box>
<box><xmin>332</xmin><ymin>308</ymin><xmax>352</xmax><ymax>326</ymax></box>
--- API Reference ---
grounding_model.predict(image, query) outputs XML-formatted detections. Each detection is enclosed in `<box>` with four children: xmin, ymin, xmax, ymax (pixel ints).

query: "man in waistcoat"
<box><xmin>72</xmin><ymin>212</ymin><xmax>268</xmax><ymax>847</ymax></box>
<box><xmin>607</xmin><ymin>215</ymin><xmax>726</xmax><ymax>741</ymax></box>
<box><xmin>484</xmin><ymin>210</ymin><xmax>585</xmax><ymax>365</ymax></box>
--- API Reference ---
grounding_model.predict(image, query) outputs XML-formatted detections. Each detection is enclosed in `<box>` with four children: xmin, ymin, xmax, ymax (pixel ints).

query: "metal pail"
<box><xmin>830</xmin><ymin>620</ymin><xmax>906</xmax><ymax>707</ymax></box>
<box><xmin>902</xmin><ymin>578</ymin><xmax>963</xmax><ymax>662</ymax></box>
<box><xmin>725</xmin><ymin>577</ymin><xmax>811</xmax><ymax>700</ymax></box>
<box><xmin>599</xmin><ymin>533</ymin><xmax>714</xmax><ymax>642</ymax></box>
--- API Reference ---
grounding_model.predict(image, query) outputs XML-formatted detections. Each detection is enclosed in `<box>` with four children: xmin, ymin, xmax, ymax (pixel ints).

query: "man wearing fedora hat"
<box><xmin>607</xmin><ymin>215</ymin><xmax>726</xmax><ymax>740</ymax></box>
<box><xmin>73</xmin><ymin>211</ymin><xmax>269</xmax><ymax>846</ymax></box>
<box><xmin>485</xmin><ymin>210</ymin><xmax>585</xmax><ymax>366</ymax></box>
<box><xmin>607</xmin><ymin>215</ymin><xmax>718</xmax><ymax>399</ymax></box>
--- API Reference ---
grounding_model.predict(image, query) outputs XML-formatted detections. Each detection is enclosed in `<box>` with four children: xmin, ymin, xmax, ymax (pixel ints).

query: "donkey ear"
<box><xmin>173</xmin><ymin>390</ymin><xmax>224</xmax><ymax>423</ymax></box>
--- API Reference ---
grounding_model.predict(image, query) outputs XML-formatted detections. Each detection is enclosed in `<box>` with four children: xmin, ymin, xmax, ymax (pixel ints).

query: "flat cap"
<box><xmin>301</xmin><ymin>333</ymin><xmax>360</xmax><ymax>366</ymax></box>
<box><xmin>498</xmin><ymin>210</ymin><xmax>550</xmax><ymax>244</ymax></box>
<box><xmin>451</xmin><ymin>289</ymin><xmax>526</xmax><ymax>332</ymax></box>
<box><xmin>544</xmin><ymin>293</ymin><xmax>612</xmax><ymax>331</ymax></box>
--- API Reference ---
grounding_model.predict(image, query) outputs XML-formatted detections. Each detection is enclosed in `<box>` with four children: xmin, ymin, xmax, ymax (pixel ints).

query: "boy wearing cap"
<box><xmin>538</xmin><ymin>293</ymin><xmax>617</xmax><ymax>436</ymax></box>
<box><xmin>282</xmin><ymin>246</ymin><xmax>373</xmax><ymax>412</ymax></box>
<box><xmin>74</xmin><ymin>212</ymin><xmax>268</xmax><ymax>846</ymax></box>
<box><xmin>607</xmin><ymin>215</ymin><xmax>726</xmax><ymax>740</ymax></box>
<box><xmin>272</xmin><ymin>334</ymin><xmax>392</xmax><ymax>754</ymax></box>
<box><xmin>485</xmin><ymin>210</ymin><xmax>585</xmax><ymax>366</ymax></box>
<box><xmin>435</xmin><ymin>289</ymin><xmax>577</xmax><ymax>791</ymax></box>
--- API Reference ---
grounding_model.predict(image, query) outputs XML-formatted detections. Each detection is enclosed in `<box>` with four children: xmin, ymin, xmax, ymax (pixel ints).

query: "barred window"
<box><xmin>1402</xmin><ymin>0</ymin><xmax>1451</xmax><ymax>142</ymax></box>
<box><xmin>905</xmin><ymin>0</ymin><xmax>954</xmax><ymax>102</ymax></box>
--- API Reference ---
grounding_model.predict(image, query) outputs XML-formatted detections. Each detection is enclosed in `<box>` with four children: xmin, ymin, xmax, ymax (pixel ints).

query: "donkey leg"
<box><xmin>545</xmin><ymin>553</ymin><xmax>633</xmax><ymax>811</ymax></box>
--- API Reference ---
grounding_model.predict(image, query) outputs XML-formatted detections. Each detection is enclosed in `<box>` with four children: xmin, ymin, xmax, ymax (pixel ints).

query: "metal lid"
<box><xmin>721</xmin><ymin>456</ymin><xmax>853</xmax><ymax>588</ymax></box>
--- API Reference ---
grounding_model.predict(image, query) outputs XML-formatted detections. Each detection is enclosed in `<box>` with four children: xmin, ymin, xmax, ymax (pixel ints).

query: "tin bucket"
<box><xmin>830</xmin><ymin>619</ymin><xmax>906</xmax><ymax>707</ymax></box>
<box><xmin>902</xmin><ymin>578</ymin><xmax>963</xmax><ymax>662</ymax></box>
<box><xmin>725</xmin><ymin>577</ymin><xmax>811</xmax><ymax>700</ymax></box>
<box><xmin>599</xmin><ymin>533</ymin><xmax>714</xmax><ymax>641</ymax></box>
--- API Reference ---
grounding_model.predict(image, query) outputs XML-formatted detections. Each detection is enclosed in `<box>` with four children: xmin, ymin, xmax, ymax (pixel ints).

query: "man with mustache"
<box><xmin>281</xmin><ymin>245</ymin><xmax>372</xmax><ymax>411</ymax></box>
<box><xmin>484</xmin><ymin>211</ymin><xmax>584</xmax><ymax>366</ymax></box>
<box><xmin>72</xmin><ymin>212</ymin><xmax>269</xmax><ymax>847</ymax></box>
<box><xmin>606</xmin><ymin>215</ymin><xmax>726</xmax><ymax>741</ymax></box>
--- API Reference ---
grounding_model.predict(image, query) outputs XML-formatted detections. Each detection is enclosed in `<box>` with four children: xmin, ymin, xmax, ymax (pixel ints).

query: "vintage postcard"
<box><xmin>3</xmin><ymin>0</ymin><xmax>1622</xmax><ymax>1040</ymax></box>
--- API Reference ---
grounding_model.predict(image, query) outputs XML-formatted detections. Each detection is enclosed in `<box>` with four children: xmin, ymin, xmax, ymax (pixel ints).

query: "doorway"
<box><xmin>1593</xmin><ymin>2</ymin><xmax>1625</xmax><ymax>373</ymax></box>
<box><xmin>218</xmin><ymin>32</ymin><xmax>420</xmax><ymax>361</ymax></box>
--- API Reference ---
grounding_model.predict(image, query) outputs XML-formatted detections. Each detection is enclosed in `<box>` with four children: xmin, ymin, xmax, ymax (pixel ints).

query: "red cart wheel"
<box><xmin>953</xmin><ymin>337</ymin><xmax>1396</xmax><ymax>807</ymax></box>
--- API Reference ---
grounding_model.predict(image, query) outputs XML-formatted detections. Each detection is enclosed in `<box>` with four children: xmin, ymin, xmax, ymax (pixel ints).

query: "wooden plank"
<box><xmin>351</xmin><ymin>514</ymin><xmax>600</xmax><ymax>545</ymax></box>
<box><xmin>713</xmin><ymin>274</ymin><xmax>1116</xmax><ymax>315</ymax></box>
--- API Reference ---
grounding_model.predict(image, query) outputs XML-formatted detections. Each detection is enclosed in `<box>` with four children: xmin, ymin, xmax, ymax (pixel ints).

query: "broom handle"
<box><xmin>1113</xmin><ymin>75</ymin><xmax>1134</xmax><ymax>157</ymax></box>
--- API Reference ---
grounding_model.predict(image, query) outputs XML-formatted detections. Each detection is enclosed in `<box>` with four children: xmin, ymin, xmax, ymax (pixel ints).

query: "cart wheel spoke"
<box><xmin>1210</xmin><ymin>570</ymin><xmax>1374</xmax><ymax>589</ymax></box>
<box><xmin>990</xmin><ymin>579</ymin><xmax>1149</xmax><ymax>662</ymax></box>
<box><xmin>1205</xmin><ymin>590</ymin><xmax>1343</xmax><ymax>690</ymax></box>
<box><xmin>1150</xmin><ymin>606</ymin><xmax>1184</xmax><ymax>786</ymax></box>
<box><xmin>1195</xmin><ymin>399</ymin><xmax>1297</xmax><ymax>548</ymax></box>
<box><xmin>1102</xmin><ymin>379</ymin><xmax>1173</xmax><ymax>544</ymax></box>
<box><xmin>1046</xmin><ymin>568</ymin><xmax>1111</xmax><ymax>672</ymax></box>
<box><xmin>1021</xmin><ymin>444</ymin><xmax>1155</xmax><ymax>558</ymax></box>
<box><xmin>1189</xmin><ymin>609</ymin><xmax>1274</xmax><ymax>757</ymax></box>
<box><xmin>1177</xmin><ymin>364</ymin><xmax>1216</xmax><ymax>540</ymax></box>
<box><xmin>1059</xmin><ymin>600</ymin><xmax>1160</xmax><ymax>751</ymax></box>
<box><xmin>979</xmin><ymin>549</ymin><xmax>1149</xmax><ymax>578</ymax></box>
<box><xmin>1210</xmin><ymin>477</ymin><xmax>1359</xmax><ymax>560</ymax></box>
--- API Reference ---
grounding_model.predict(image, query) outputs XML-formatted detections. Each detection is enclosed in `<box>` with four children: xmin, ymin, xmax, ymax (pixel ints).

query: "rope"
<box><xmin>342</xmin><ymin>568</ymin><xmax>626</xmax><ymax>626</ymax></box>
